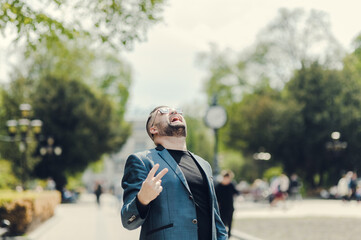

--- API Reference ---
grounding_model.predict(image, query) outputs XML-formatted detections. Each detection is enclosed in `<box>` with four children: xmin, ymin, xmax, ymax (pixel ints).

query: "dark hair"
<box><xmin>221</xmin><ymin>170</ymin><xmax>234</xmax><ymax>179</ymax></box>
<box><xmin>146</xmin><ymin>105</ymin><xmax>168</xmax><ymax>140</ymax></box>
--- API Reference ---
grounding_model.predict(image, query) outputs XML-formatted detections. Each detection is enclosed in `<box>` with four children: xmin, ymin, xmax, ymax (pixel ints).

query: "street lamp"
<box><xmin>40</xmin><ymin>137</ymin><xmax>62</xmax><ymax>157</ymax></box>
<box><xmin>6</xmin><ymin>103</ymin><xmax>43</xmax><ymax>189</ymax></box>
<box><xmin>204</xmin><ymin>96</ymin><xmax>227</xmax><ymax>176</ymax></box>
<box><xmin>325</xmin><ymin>131</ymin><xmax>347</xmax><ymax>152</ymax></box>
<box><xmin>325</xmin><ymin>131</ymin><xmax>347</xmax><ymax>176</ymax></box>
<box><xmin>253</xmin><ymin>151</ymin><xmax>271</xmax><ymax>178</ymax></box>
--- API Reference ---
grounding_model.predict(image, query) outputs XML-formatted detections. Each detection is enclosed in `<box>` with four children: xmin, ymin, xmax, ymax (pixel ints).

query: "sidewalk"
<box><xmin>27</xmin><ymin>195</ymin><xmax>361</xmax><ymax>240</ymax></box>
<box><xmin>234</xmin><ymin>198</ymin><xmax>361</xmax><ymax>219</ymax></box>
<box><xmin>28</xmin><ymin>193</ymin><xmax>140</xmax><ymax>240</ymax></box>
<box><xmin>231</xmin><ymin>199</ymin><xmax>361</xmax><ymax>240</ymax></box>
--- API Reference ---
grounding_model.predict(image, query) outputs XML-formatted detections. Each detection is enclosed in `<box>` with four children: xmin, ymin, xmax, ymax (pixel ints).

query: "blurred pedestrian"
<box><xmin>251</xmin><ymin>178</ymin><xmax>269</xmax><ymax>202</ymax></box>
<box><xmin>94</xmin><ymin>183</ymin><xmax>103</xmax><ymax>206</ymax></box>
<box><xmin>349</xmin><ymin>172</ymin><xmax>358</xmax><ymax>200</ymax></box>
<box><xmin>356</xmin><ymin>184</ymin><xmax>361</xmax><ymax>203</ymax></box>
<box><xmin>337</xmin><ymin>173</ymin><xmax>350</xmax><ymax>201</ymax></box>
<box><xmin>215</xmin><ymin>170</ymin><xmax>240</xmax><ymax>238</ymax></box>
<box><xmin>288</xmin><ymin>173</ymin><xmax>302</xmax><ymax>200</ymax></box>
<box><xmin>269</xmin><ymin>174</ymin><xmax>289</xmax><ymax>207</ymax></box>
<box><xmin>46</xmin><ymin>177</ymin><xmax>56</xmax><ymax>191</ymax></box>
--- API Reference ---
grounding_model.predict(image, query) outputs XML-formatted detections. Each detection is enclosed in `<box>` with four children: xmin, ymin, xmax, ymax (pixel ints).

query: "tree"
<box><xmin>183</xmin><ymin>104</ymin><xmax>214</xmax><ymax>163</ymax></box>
<box><xmin>277</xmin><ymin>62</ymin><xmax>345</xmax><ymax>187</ymax></box>
<box><xmin>197</xmin><ymin>44</ymin><xmax>248</xmax><ymax>107</ymax></box>
<box><xmin>249</xmin><ymin>8</ymin><xmax>344</xmax><ymax>87</ymax></box>
<box><xmin>0</xmin><ymin>38</ymin><xmax>132</xmax><ymax>190</ymax></box>
<box><xmin>0</xmin><ymin>76</ymin><xmax>39</xmax><ymax>188</ymax></box>
<box><xmin>0</xmin><ymin>0</ymin><xmax>166</xmax><ymax>49</ymax></box>
<box><xmin>338</xmin><ymin>34</ymin><xmax>361</xmax><ymax>174</ymax></box>
<box><xmin>222</xmin><ymin>80</ymin><xmax>284</xmax><ymax>180</ymax></box>
<box><xmin>24</xmin><ymin>38</ymin><xmax>132</xmax><ymax>119</ymax></box>
<box><xmin>198</xmin><ymin>8</ymin><xmax>347</xmax><ymax>189</ymax></box>
<box><xmin>32</xmin><ymin>76</ymin><xmax>129</xmax><ymax>191</ymax></box>
<box><xmin>198</xmin><ymin>9</ymin><xmax>345</xmax><ymax>109</ymax></box>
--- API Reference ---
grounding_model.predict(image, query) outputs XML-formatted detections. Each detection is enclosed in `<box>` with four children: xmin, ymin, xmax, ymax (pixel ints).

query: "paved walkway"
<box><xmin>232</xmin><ymin>198</ymin><xmax>361</xmax><ymax>240</ymax></box>
<box><xmin>26</xmin><ymin>195</ymin><xmax>361</xmax><ymax>240</ymax></box>
<box><xmin>28</xmin><ymin>193</ymin><xmax>140</xmax><ymax>240</ymax></box>
<box><xmin>234</xmin><ymin>198</ymin><xmax>361</xmax><ymax>219</ymax></box>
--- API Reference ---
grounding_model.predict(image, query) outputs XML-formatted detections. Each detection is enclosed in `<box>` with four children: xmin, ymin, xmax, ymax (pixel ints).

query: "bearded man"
<box><xmin>121</xmin><ymin>106</ymin><xmax>228</xmax><ymax>240</ymax></box>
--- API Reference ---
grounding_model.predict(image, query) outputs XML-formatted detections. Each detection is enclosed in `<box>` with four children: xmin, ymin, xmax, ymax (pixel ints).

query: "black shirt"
<box><xmin>215</xmin><ymin>182</ymin><xmax>239</xmax><ymax>213</ymax></box>
<box><xmin>167</xmin><ymin>149</ymin><xmax>212</xmax><ymax>240</ymax></box>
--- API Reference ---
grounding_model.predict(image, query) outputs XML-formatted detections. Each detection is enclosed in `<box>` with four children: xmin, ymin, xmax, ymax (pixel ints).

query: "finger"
<box><xmin>154</xmin><ymin>168</ymin><xmax>168</xmax><ymax>182</ymax></box>
<box><xmin>147</xmin><ymin>164</ymin><xmax>160</xmax><ymax>180</ymax></box>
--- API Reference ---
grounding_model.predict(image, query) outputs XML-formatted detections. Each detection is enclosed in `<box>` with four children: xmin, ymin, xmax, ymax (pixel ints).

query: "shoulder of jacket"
<box><xmin>190</xmin><ymin>152</ymin><xmax>209</xmax><ymax>163</ymax></box>
<box><xmin>130</xmin><ymin>148</ymin><xmax>157</xmax><ymax>159</ymax></box>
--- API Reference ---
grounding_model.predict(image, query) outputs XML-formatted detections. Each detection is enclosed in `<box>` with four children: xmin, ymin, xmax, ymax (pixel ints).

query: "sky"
<box><xmin>122</xmin><ymin>0</ymin><xmax>361</xmax><ymax>119</ymax></box>
<box><xmin>1</xmin><ymin>0</ymin><xmax>361</xmax><ymax>120</ymax></box>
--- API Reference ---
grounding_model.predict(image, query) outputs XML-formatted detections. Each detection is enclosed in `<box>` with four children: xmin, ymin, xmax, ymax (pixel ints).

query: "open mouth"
<box><xmin>170</xmin><ymin>116</ymin><xmax>182</xmax><ymax>123</ymax></box>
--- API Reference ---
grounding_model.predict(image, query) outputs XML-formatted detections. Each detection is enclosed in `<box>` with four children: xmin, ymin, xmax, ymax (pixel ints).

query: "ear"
<box><xmin>149</xmin><ymin>126</ymin><xmax>158</xmax><ymax>136</ymax></box>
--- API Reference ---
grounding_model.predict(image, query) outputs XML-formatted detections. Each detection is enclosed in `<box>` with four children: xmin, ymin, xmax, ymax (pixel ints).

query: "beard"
<box><xmin>156</xmin><ymin>122</ymin><xmax>187</xmax><ymax>138</ymax></box>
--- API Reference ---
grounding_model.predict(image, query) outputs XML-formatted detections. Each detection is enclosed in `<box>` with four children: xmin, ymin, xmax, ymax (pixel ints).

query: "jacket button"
<box><xmin>189</xmin><ymin>195</ymin><xmax>193</xmax><ymax>200</ymax></box>
<box><xmin>192</xmin><ymin>219</ymin><xmax>198</xmax><ymax>224</ymax></box>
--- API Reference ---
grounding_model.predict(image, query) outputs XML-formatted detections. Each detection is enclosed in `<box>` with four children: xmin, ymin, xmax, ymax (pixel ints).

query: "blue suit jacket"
<box><xmin>121</xmin><ymin>148</ymin><xmax>228</xmax><ymax>240</ymax></box>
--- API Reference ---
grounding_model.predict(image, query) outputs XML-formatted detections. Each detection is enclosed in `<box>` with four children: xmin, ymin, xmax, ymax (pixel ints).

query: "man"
<box><xmin>215</xmin><ymin>170</ymin><xmax>239</xmax><ymax>238</ymax></box>
<box><xmin>121</xmin><ymin>106</ymin><xmax>228</xmax><ymax>240</ymax></box>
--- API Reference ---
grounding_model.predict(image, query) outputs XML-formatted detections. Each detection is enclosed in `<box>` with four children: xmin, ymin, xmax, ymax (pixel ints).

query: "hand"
<box><xmin>137</xmin><ymin>164</ymin><xmax>168</xmax><ymax>205</ymax></box>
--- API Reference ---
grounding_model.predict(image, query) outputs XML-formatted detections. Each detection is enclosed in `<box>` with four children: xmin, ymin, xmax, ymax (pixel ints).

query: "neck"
<box><xmin>155</xmin><ymin>136</ymin><xmax>187</xmax><ymax>151</ymax></box>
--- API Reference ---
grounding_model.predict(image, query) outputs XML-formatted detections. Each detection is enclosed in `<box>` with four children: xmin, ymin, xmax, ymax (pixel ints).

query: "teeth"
<box><xmin>171</xmin><ymin>117</ymin><xmax>180</xmax><ymax>122</ymax></box>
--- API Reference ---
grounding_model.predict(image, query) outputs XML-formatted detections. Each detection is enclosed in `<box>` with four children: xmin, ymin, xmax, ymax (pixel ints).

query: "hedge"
<box><xmin>0</xmin><ymin>190</ymin><xmax>61</xmax><ymax>236</ymax></box>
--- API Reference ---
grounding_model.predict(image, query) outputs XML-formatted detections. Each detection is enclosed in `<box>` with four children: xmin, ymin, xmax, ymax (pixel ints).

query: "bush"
<box><xmin>0</xmin><ymin>190</ymin><xmax>61</xmax><ymax>235</ymax></box>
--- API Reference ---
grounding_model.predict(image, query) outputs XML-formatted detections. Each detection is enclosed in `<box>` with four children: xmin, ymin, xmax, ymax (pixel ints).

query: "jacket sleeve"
<box><xmin>121</xmin><ymin>154</ymin><xmax>151</xmax><ymax>230</ymax></box>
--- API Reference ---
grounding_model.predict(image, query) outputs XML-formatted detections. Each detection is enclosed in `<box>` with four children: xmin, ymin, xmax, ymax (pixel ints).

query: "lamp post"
<box><xmin>6</xmin><ymin>103</ymin><xmax>42</xmax><ymax>189</ymax></box>
<box><xmin>325</xmin><ymin>131</ymin><xmax>347</xmax><ymax>152</ymax></box>
<box><xmin>204</xmin><ymin>96</ymin><xmax>227</xmax><ymax>176</ymax></box>
<box><xmin>253</xmin><ymin>151</ymin><xmax>271</xmax><ymax>178</ymax></box>
<box><xmin>40</xmin><ymin>137</ymin><xmax>62</xmax><ymax>157</ymax></box>
<box><xmin>325</xmin><ymin>131</ymin><xmax>347</xmax><ymax>176</ymax></box>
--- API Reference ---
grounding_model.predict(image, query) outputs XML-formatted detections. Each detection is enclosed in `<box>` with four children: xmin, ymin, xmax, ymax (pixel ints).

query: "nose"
<box><xmin>170</xmin><ymin>110</ymin><xmax>177</xmax><ymax>115</ymax></box>
<box><xmin>169</xmin><ymin>109</ymin><xmax>179</xmax><ymax>115</ymax></box>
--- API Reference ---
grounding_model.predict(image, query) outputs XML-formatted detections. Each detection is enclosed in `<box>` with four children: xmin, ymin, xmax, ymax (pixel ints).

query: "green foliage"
<box><xmin>89</xmin><ymin>157</ymin><xmax>105</xmax><ymax>173</ymax></box>
<box><xmin>197</xmin><ymin>44</ymin><xmax>247</xmax><ymax>106</ymax></box>
<box><xmin>224</xmin><ymin>80</ymin><xmax>283</xmax><ymax>155</ymax></box>
<box><xmin>219</xmin><ymin>151</ymin><xmax>245</xmax><ymax>182</ymax></box>
<box><xmin>263</xmin><ymin>166</ymin><xmax>283</xmax><ymax>182</ymax></box>
<box><xmin>185</xmin><ymin>114</ymin><xmax>213</xmax><ymax>163</ymax></box>
<box><xmin>0</xmin><ymin>0</ymin><xmax>166</xmax><ymax>50</ymax></box>
<box><xmin>0</xmin><ymin>78</ymin><xmax>41</xmax><ymax>187</ymax></box>
<box><xmin>0</xmin><ymin>159</ymin><xmax>18</xmax><ymax>189</ymax></box>
<box><xmin>251</xmin><ymin>8</ymin><xmax>344</xmax><ymax>85</ymax></box>
<box><xmin>198</xmin><ymin>8</ymin><xmax>352</xmax><ymax>190</ymax></box>
<box><xmin>0</xmin><ymin>38</ymin><xmax>132</xmax><ymax>191</ymax></box>
<box><xmin>32</xmin><ymin>76</ymin><xmax>128</xmax><ymax>190</ymax></box>
<box><xmin>279</xmin><ymin>63</ymin><xmax>345</xmax><ymax>186</ymax></box>
<box><xmin>24</xmin><ymin>38</ymin><xmax>132</xmax><ymax>120</ymax></box>
<box><xmin>66</xmin><ymin>173</ymin><xmax>84</xmax><ymax>191</ymax></box>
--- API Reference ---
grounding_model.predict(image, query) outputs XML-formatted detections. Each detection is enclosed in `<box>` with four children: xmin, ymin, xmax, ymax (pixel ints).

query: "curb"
<box><xmin>232</xmin><ymin>229</ymin><xmax>264</xmax><ymax>240</ymax></box>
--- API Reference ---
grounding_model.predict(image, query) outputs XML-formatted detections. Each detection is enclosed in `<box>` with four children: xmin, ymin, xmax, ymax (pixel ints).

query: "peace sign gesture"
<box><xmin>137</xmin><ymin>164</ymin><xmax>168</xmax><ymax>205</ymax></box>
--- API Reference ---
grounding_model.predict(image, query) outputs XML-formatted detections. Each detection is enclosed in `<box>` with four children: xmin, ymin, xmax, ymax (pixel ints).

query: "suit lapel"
<box><xmin>158</xmin><ymin>149</ymin><xmax>192</xmax><ymax>194</ymax></box>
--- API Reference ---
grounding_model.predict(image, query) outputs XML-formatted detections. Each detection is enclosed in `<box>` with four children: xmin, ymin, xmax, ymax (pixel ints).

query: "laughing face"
<box><xmin>152</xmin><ymin>107</ymin><xmax>187</xmax><ymax>138</ymax></box>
